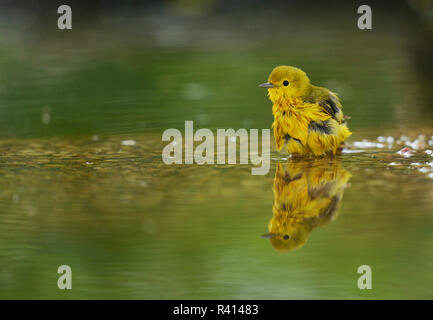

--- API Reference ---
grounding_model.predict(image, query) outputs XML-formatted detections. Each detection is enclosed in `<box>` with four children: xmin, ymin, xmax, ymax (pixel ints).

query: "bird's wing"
<box><xmin>307</xmin><ymin>118</ymin><xmax>352</xmax><ymax>155</ymax></box>
<box><xmin>318</xmin><ymin>92</ymin><xmax>344</xmax><ymax>124</ymax></box>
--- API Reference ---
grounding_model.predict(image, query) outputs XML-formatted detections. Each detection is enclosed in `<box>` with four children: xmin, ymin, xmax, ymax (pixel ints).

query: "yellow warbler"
<box><xmin>260</xmin><ymin>66</ymin><xmax>351</xmax><ymax>156</ymax></box>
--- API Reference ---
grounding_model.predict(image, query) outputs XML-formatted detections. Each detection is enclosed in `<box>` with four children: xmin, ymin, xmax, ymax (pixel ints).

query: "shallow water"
<box><xmin>0</xmin><ymin>3</ymin><xmax>432</xmax><ymax>299</ymax></box>
<box><xmin>0</xmin><ymin>130</ymin><xmax>432</xmax><ymax>299</ymax></box>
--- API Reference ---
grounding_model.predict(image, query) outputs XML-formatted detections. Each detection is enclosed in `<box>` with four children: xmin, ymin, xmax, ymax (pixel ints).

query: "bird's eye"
<box><xmin>283</xmin><ymin>80</ymin><xmax>289</xmax><ymax>86</ymax></box>
<box><xmin>283</xmin><ymin>234</ymin><xmax>290</xmax><ymax>240</ymax></box>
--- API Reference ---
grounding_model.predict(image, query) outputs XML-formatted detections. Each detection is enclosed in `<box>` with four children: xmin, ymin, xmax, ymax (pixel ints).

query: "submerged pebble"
<box><xmin>397</xmin><ymin>147</ymin><xmax>414</xmax><ymax>158</ymax></box>
<box><xmin>405</xmin><ymin>139</ymin><xmax>425</xmax><ymax>150</ymax></box>
<box><xmin>377</xmin><ymin>136</ymin><xmax>394</xmax><ymax>146</ymax></box>
<box><xmin>419</xmin><ymin>167</ymin><xmax>431</xmax><ymax>174</ymax></box>
<box><xmin>389</xmin><ymin>162</ymin><xmax>401</xmax><ymax>166</ymax></box>
<box><xmin>353</xmin><ymin>140</ymin><xmax>384</xmax><ymax>148</ymax></box>
<box><xmin>342</xmin><ymin>149</ymin><xmax>364</xmax><ymax>154</ymax></box>
<box><xmin>399</xmin><ymin>135</ymin><xmax>410</xmax><ymax>142</ymax></box>
<box><xmin>121</xmin><ymin>140</ymin><xmax>136</xmax><ymax>146</ymax></box>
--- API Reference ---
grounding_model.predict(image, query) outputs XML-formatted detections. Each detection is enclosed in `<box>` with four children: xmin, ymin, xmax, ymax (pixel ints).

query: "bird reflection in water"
<box><xmin>262</xmin><ymin>160</ymin><xmax>351</xmax><ymax>252</ymax></box>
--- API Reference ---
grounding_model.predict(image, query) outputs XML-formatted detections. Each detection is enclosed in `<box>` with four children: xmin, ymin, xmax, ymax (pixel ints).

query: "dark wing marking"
<box><xmin>282</xmin><ymin>172</ymin><xmax>303</xmax><ymax>184</ymax></box>
<box><xmin>284</xmin><ymin>134</ymin><xmax>301</xmax><ymax>143</ymax></box>
<box><xmin>305</xmin><ymin>195</ymin><xmax>341</xmax><ymax>227</ymax></box>
<box><xmin>327</xmin><ymin>96</ymin><xmax>340</xmax><ymax>115</ymax></box>
<box><xmin>309</xmin><ymin>120</ymin><xmax>332</xmax><ymax>134</ymax></box>
<box><xmin>319</xmin><ymin>100</ymin><xmax>339</xmax><ymax>121</ymax></box>
<box><xmin>318</xmin><ymin>93</ymin><xmax>343</xmax><ymax>123</ymax></box>
<box><xmin>308</xmin><ymin>182</ymin><xmax>332</xmax><ymax>199</ymax></box>
<box><xmin>318</xmin><ymin>195</ymin><xmax>340</xmax><ymax>220</ymax></box>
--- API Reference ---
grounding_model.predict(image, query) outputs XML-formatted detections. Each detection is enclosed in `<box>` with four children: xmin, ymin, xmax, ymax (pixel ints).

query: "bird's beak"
<box><xmin>259</xmin><ymin>82</ymin><xmax>275</xmax><ymax>88</ymax></box>
<box><xmin>261</xmin><ymin>233</ymin><xmax>278</xmax><ymax>239</ymax></box>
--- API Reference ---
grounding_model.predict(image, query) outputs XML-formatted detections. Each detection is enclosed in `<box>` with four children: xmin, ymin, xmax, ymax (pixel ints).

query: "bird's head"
<box><xmin>259</xmin><ymin>65</ymin><xmax>311</xmax><ymax>101</ymax></box>
<box><xmin>262</xmin><ymin>222</ymin><xmax>312</xmax><ymax>252</ymax></box>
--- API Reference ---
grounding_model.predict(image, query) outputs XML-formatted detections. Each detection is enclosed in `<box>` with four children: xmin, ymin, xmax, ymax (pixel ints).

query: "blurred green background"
<box><xmin>0</xmin><ymin>0</ymin><xmax>432</xmax><ymax>299</ymax></box>
<box><xmin>0</xmin><ymin>0</ymin><xmax>432</xmax><ymax>138</ymax></box>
